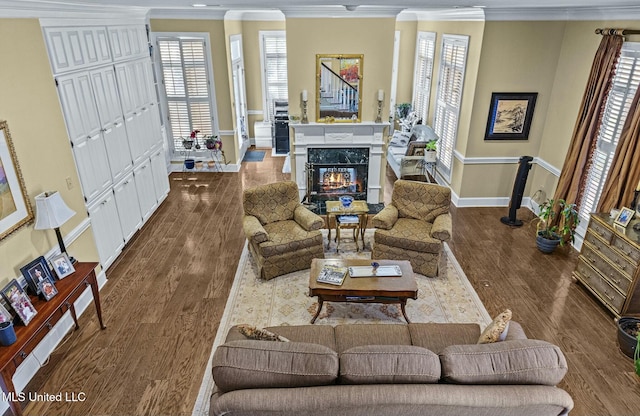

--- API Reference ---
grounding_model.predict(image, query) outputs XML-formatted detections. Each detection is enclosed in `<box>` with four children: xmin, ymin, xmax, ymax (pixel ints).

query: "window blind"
<box><xmin>413</xmin><ymin>32</ymin><xmax>436</xmax><ymax>124</ymax></box>
<box><xmin>157</xmin><ymin>37</ymin><xmax>213</xmax><ymax>152</ymax></box>
<box><xmin>261</xmin><ymin>32</ymin><xmax>288</xmax><ymax>121</ymax></box>
<box><xmin>433</xmin><ymin>34</ymin><xmax>469</xmax><ymax>180</ymax></box>
<box><xmin>578</xmin><ymin>42</ymin><xmax>640</xmax><ymax>231</ymax></box>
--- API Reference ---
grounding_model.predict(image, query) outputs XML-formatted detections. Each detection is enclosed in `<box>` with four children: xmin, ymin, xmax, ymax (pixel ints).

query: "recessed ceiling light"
<box><xmin>192</xmin><ymin>3</ymin><xmax>207</xmax><ymax>7</ymax></box>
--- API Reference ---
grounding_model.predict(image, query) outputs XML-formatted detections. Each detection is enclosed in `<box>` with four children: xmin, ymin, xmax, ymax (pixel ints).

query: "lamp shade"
<box><xmin>411</xmin><ymin>125</ymin><xmax>439</xmax><ymax>142</ymax></box>
<box><xmin>34</xmin><ymin>191</ymin><xmax>75</xmax><ymax>230</ymax></box>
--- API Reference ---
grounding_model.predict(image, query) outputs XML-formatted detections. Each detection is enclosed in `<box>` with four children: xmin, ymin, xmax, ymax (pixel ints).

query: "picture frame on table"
<box><xmin>0</xmin><ymin>120</ymin><xmax>34</xmax><ymax>241</ymax></box>
<box><xmin>485</xmin><ymin>92</ymin><xmax>538</xmax><ymax>140</ymax></box>
<box><xmin>51</xmin><ymin>252</ymin><xmax>75</xmax><ymax>279</ymax></box>
<box><xmin>0</xmin><ymin>302</ymin><xmax>13</xmax><ymax>324</ymax></box>
<box><xmin>1</xmin><ymin>279</ymin><xmax>37</xmax><ymax>325</ymax></box>
<box><xmin>20</xmin><ymin>256</ymin><xmax>53</xmax><ymax>295</ymax></box>
<box><xmin>614</xmin><ymin>207</ymin><xmax>635</xmax><ymax>227</ymax></box>
<box><xmin>406</xmin><ymin>141</ymin><xmax>427</xmax><ymax>157</ymax></box>
<box><xmin>38</xmin><ymin>277</ymin><xmax>58</xmax><ymax>301</ymax></box>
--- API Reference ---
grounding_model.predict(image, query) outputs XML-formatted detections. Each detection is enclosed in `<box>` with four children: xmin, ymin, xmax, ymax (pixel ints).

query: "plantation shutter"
<box><xmin>262</xmin><ymin>32</ymin><xmax>288</xmax><ymax>121</ymax></box>
<box><xmin>578</xmin><ymin>43</ymin><xmax>640</xmax><ymax>232</ymax></box>
<box><xmin>412</xmin><ymin>32</ymin><xmax>436</xmax><ymax>124</ymax></box>
<box><xmin>157</xmin><ymin>37</ymin><xmax>214</xmax><ymax>152</ymax></box>
<box><xmin>433</xmin><ymin>34</ymin><xmax>469</xmax><ymax>181</ymax></box>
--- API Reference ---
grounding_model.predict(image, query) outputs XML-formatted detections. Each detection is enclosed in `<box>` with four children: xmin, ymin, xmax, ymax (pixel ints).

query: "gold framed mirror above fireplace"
<box><xmin>316</xmin><ymin>54</ymin><xmax>363</xmax><ymax>123</ymax></box>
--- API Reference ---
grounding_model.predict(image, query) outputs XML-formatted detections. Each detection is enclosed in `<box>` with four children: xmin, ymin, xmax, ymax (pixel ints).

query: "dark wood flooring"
<box><xmin>19</xmin><ymin>149</ymin><xmax>640</xmax><ymax>416</ymax></box>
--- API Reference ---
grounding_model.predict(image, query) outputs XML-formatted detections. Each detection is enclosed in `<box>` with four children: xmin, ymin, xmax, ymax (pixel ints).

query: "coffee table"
<box><xmin>308</xmin><ymin>258</ymin><xmax>418</xmax><ymax>324</ymax></box>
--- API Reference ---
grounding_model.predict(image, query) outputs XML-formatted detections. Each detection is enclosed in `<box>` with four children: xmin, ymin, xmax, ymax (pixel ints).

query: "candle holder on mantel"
<box><xmin>301</xmin><ymin>100</ymin><xmax>309</xmax><ymax>124</ymax></box>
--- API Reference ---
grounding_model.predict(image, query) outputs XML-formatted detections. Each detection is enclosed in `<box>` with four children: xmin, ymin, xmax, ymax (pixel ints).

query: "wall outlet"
<box><xmin>532</xmin><ymin>188</ymin><xmax>546</xmax><ymax>204</ymax></box>
<box><xmin>65</xmin><ymin>177</ymin><xmax>73</xmax><ymax>190</ymax></box>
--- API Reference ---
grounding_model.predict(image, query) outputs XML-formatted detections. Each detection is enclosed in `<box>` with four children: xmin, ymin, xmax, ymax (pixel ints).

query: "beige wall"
<box><xmin>150</xmin><ymin>19</ymin><xmax>237</xmax><ymax>163</ymax></box>
<box><xmin>0</xmin><ymin>19</ymin><xmax>98</xmax><ymax>284</ymax></box>
<box><xmin>394</xmin><ymin>20</ymin><xmax>418</xmax><ymax>107</ymax></box>
<box><xmin>286</xmin><ymin>17</ymin><xmax>396</xmax><ymax>123</ymax></box>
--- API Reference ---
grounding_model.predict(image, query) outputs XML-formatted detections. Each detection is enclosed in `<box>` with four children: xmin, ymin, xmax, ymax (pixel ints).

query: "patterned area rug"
<box><xmin>192</xmin><ymin>229</ymin><xmax>491</xmax><ymax>416</ymax></box>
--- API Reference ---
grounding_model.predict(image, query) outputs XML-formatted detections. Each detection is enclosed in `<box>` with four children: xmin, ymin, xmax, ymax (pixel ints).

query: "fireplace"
<box><xmin>290</xmin><ymin>122</ymin><xmax>389</xmax><ymax>205</ymax></box>
<box><xmin>307</xmin><ymin>148</ymin><xmax>368</xmax><ymax>204</ymax></box>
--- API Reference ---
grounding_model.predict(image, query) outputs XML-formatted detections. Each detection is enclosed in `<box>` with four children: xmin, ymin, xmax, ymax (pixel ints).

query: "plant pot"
<box><xmin>195</xmin><ymin>161</ymin><xmax>203</xmax><ymax>169</ymax></box>
<box><xmin>206</xmin><ymin>143</ymin><xmax>215</xmax><ymax>150</ymax></box>
<box><xmin>184</xmin><ymin>159</ymin><xmax>195</xmax><ymax>169</ymax></box>
<box><xmin>0</xmin><ymin>321</ymin><xmax>17</xmax><ymax>346</ymax></box>
<box><xmin>536</xmin><ymin>232</ymin><xmax>561</xmax><ymax>254</ymax></box>
<box><xmin>617</xmin><ymin>316</ymin><xmax>640</xmax><ymax>359</ymax></box>
<box><xmin>424</xmin><ymin>151</ymin><xmax>437</xmax><ymax>163</ymax></box>
<box><xmin>207</xmin><ymin>160</ymin><xmax>216</xmax><ymax>168</ymax></box>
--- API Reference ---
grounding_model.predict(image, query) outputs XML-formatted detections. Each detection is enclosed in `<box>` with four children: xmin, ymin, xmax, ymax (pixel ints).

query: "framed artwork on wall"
<box><xmin>0</xmin><ymin>120</ymin><xmax>34</xmax><ymax>240</ymax></box>
<box><xmin>485</xmin><ymin>92</ymin><xmax>538</xmax><ymax>140</ymax></box>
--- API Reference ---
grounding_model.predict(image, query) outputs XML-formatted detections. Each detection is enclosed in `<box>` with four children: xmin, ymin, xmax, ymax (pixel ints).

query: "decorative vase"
<box><xmin>184</xmin><ymin>159</ymin><xmax>195</xmax><ymax>169</ymax></box>
<box><xmin>339</xmin><ymin>195</ymin><xmax>354</xmax><ymax>208</ymax></box>
<box><xmin>536</xmin><ymin>232</ymin><xmax>561</xmax><ymax>254</ymax></box>
<box><xmin>617</xmin><ymin>316</ymin><xmax>640</xmax><ymax>359</ymax></box>
<box><xmin>0</xmin><ymin>321</ymin><xmax>17</xmax><ymax>346</ymax></box>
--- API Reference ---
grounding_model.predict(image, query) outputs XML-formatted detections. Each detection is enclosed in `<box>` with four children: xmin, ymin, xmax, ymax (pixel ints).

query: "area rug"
<box><xmin>191</xmin><ymin>230</ymin><xmax>491</xmax><ymax>416</ymax></box>
<box><xmin>242</xmin><ymin>150</ymin><xmax>265</xmax><ymax>162</ymax></box>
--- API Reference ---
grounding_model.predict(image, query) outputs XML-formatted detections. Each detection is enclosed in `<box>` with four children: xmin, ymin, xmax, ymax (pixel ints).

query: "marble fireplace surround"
<box><xmin>291</xmin><ymin>122</ymin><xmax>390</xmax><ymax>204</ymax></box>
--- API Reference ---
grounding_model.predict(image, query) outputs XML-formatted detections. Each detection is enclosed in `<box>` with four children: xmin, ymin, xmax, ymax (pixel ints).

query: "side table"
<box><xmin>325</xmin><ymin>200</ymin><xmax>369</xmax><ymax>251</ymax></box>
<box><xmin>0</xmin><ymin>262</ymin><xmax>105</xmax><ymax>416</ymax></box>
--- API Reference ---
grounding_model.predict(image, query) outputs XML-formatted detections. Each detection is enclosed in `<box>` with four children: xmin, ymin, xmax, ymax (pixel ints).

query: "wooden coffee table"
<box><xmin>308</xmin><ymin>259</ymin><xmax>418</xmax><ymax>324</ymax></box>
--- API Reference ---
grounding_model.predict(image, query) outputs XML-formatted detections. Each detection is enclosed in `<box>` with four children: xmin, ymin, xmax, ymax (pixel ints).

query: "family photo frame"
<box><xmin>0</xmin><ymin>120</ymin><xmax>34</xmax><ymax>240</ymax></box>
<box><xmin>20</xmin><ymin>256</ymin><xmax>54</xmax><ymax>295</ymax></box>
<box><xmin>1</xmin><ymin>279</ymin><xmax>37</xmax><ymax>325</ymax></box>
<box><xmin>51</xmin><ymin>252</ymin><xmax>75</xmax><ymax>279</ymax></box>
<box><xmin>614</xmin><ymin>207</ymin><xmax>635</xmax><ymax>227</ymax></box>
<box><xmin>485</xmin><ymin>92</ymin><xmax>538</xmax><ymax>140</ymax></box>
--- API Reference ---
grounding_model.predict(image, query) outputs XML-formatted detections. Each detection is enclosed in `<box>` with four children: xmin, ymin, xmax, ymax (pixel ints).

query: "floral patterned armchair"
<box><xmin>242</xmin><ymin>181</ymin><xmax>325</xmax><ymax>280</ymax></box>
<box><xmin>371</xmin><ymin>180</ymin><xmax>452</xmax><ymax>277</ymax></box>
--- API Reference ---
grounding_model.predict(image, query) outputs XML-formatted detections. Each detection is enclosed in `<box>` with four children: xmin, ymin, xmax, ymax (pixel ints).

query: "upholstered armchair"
<box><xmin>242</xmin><ymin>181</ymin><xmax>325</xmax><ymax>280</ymax></box>
<box><xmin>371</xmin><ymin>180</ymin><xmax>452</xmax><ymax>277</ymax></box>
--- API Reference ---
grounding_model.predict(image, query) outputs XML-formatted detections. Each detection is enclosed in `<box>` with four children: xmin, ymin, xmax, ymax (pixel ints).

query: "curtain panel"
<box><xmin>552</xmin><ymin>35</ymin><xmax>623</xmax><ymax>214</ymax></box>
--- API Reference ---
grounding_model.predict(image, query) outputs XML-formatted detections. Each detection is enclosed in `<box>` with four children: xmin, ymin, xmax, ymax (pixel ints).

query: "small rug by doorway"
<box><xmin>242</xmin><ymin>150</ymin><xmax>265</xmax><ymax>162</ymax></box>
<box><xmin>191</xmin><ymin>230</ymin><xmax>490</xmax><ymax>416</ymax></box>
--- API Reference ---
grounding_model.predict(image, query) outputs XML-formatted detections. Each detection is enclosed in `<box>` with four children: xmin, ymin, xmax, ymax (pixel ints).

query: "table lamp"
<box><xmin>34</xmin><ymin>191</ymin><xmax>76</xmax><ymax>263</ymax></box>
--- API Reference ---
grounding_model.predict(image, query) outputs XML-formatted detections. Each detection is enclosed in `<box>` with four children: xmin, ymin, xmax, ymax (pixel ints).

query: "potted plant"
<box><xmin>424</xmin><ymin>141</ymin><xmax>437</xmax><ymax>163</ymax></box>
<box><xmin>535</xmin><ymin>198</ymin><xmax>579</xmax><ymax>253</ymax></box>
<box><xmin>616</xmin><ymin>316</ymin><xmax>640</xmax><ymax>376</ymax></box>
<box><xmin>205</xmin><ymin>135</ymin><xmax>222</xmax><ymax>150</ymax></box>
<box><xmin>182</xmin><ymin>138</ymin><xmax>194</xmax><ymax>150</ymax></box>
<box><xmin>395</xmin><ymin>103</ymin><xmax>412</xmax><ymax>120</ymax></box>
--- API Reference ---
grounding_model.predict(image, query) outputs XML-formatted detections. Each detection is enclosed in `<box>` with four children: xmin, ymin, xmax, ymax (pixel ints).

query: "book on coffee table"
<box><xmin>316</xmin><ymin>265</ymin><xmax>348</xmax><ymax>285</ymax></box>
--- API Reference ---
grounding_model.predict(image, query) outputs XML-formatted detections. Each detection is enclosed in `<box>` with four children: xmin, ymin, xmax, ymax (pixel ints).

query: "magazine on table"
<box><xmin>316</xmin><ymin>265</ymin><xmax>348</xmax><ymax>286</ymax></box>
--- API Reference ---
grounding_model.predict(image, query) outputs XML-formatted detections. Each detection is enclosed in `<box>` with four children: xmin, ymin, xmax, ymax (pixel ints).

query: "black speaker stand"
<box><xmin>500</xmin><ymin>216</ymin><xmax>524</xmax><ymax>227</ymax></box>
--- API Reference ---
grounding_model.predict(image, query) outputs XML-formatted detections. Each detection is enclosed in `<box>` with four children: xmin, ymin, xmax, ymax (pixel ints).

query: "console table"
<box><xmin>0</xmin><ymin>262</ymin><xmax>105</xmax><ymax>416</ymax></box>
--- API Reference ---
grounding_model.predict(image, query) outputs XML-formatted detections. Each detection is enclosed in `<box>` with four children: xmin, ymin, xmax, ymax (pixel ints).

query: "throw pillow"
<box><xmin>237</xmin><ymin>324</ymin><xmax>290</xmax><ymax>342</ymax></box>
<box><xmin>477</xmin><ymin>309</ymin><xmax>512</xmax><ymax>344</ymax></box>
<box><xmin>389</xmin><ymin>130</ymin><xmax>411</xmax><ymax>147</ymax></box>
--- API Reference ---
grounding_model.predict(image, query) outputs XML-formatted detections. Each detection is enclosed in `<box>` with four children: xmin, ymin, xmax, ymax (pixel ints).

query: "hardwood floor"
<box><xmin>19</xmin><ymin>149</ymin><xmax>640</xmax><ymax>416</ymax></box>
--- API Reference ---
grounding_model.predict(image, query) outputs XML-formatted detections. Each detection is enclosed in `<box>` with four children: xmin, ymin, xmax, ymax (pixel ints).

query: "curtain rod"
<box><xmin>595</xmin><ymin>28</ymin><xmax>640</xmax><ymax>36</ymax></box>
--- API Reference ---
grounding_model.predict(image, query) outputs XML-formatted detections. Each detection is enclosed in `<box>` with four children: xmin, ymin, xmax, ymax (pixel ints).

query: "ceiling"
<box><xmin>1</xmin><ymin>0</ymin><xmax>640</xmax><ymax>19</ymax></box>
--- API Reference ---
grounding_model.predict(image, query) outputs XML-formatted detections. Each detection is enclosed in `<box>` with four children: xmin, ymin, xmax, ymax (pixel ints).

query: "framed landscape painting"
<box><xmin>485</xmin><ymin>93</ymin><xmax>538</xmax><ymax>140</ymax></box>
<box><xmin>0</xmin><ymin>120</ymin><xmax>34</xmax><ymax>240</ymax></box>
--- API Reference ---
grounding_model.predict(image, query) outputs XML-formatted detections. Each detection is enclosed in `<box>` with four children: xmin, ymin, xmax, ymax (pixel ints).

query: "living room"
<box><xmin>1</xmin><ymin>0</ymin><xmax>640</xmax><ymax>415</ymax></box>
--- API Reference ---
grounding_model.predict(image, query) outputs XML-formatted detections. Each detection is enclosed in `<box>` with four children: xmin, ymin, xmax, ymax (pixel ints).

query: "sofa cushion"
<box><xmin>478</xmin><ymin>309</ymin><xmax>512</xmax><ymax>344</ymax></box>
<box><xmin>340</xmin><ymin>345</ymin><xmax>441</xmax><ymax>384</ymax></box>
<box><xmin>259</xmin><ymin>220</ymin><xmax>323</xmax><ymax>257</ymax></box>
<box><xmin>212</xmin><ymin>340</ymin><xmax>339</xmax><ymax>392</ymax></box>
<box><xmin>408</xmin><ymin>323</ymin><xmax>481</xmax><ymax>354</ymax></box>
<box><xmin>440</xmin><ymin>339</ymin><xmax>568</xmax><ymax>385</ymax></box>
<box><xmin>335</xmin><ymin>324</ymin><xmax>411</xmax><ymax>353</ymax></box>
<box><xmin>374</xmin><ymin>218</ymin><xmax>442</xmax><ymax>254</ymax></box>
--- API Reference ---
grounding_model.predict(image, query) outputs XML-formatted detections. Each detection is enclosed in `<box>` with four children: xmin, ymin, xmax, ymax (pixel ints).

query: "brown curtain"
<box><xmin>552</xmin><ymin>34</ymin><xmax>623</xmax><ymax>211</ymax></box>
<box><xmin>597</xmin><ymin>85</ymin><xmax>640</xmax><ymax>212</ymax></box>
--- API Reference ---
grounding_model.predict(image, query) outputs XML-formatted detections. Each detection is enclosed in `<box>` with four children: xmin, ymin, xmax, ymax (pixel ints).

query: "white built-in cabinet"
<box><xmin>44</xmin><ymin>22</ymin><xmax>170</xmax><ymax>269</ymax></box>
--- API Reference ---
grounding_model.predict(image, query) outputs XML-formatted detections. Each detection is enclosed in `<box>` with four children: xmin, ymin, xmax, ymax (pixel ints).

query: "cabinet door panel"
<box><xmin>103</xmin><ymin>120</ymin><xmax>133</xmax><ymax>183</ymax></box>
<box><xmin>88</xmin><ymin>192</ymin><xmax>124</xmax><ymax>269</ymax></box>
<box><xmin>125</xmin><ymin>112</ymin><xmax>147</xmax><ymax>165</ymax></box>
<box><xmin>66</xmin><ymin>29</ymin><xmax>86</xmax><ymax>68</ymax></box>
<box><xmin>57</xmin><ymin>73</ymin><xmax>101</xmax><ymax>143</ymax></box>
<box><xmin>82</xmin><ymin>28</ymin><xmax>99</xmax><ymax>66</ymax></box>
<box><xmin>73</xmin><ymin>133</ymin><xmax>112</xmax><ymax>202</ymax></box>
<box><xmin>108</xmin><ymin>27</ymin><xmax>123</xmax><ymax>61</ymax></box>
<box><xmin>90</xmin><ymin>67</ymin><xmax>123</xmax><ymax>126</ymax></box>
<box><xmin>113</xmin><ymin>174</ymin><xmax>143</xmax><ymax>243</ymax></box>
<box><xmin>115</xmin><ymin>63</ymin><xmax>135</xmax><ymax>115</ymax></box>
<box><xmin>150</xmin><ymin>148</ymin><xmax>170</xmax><ymax>201</ymax></box>
<box><xmin>95</xmin><ymin>27</ymin><xmax>112</xmax><ymax>63</ymax></box>
<box><xmin>134</xmin><ymin>159</ymin><xmax>158</xmax><ymax>222</ymax></box>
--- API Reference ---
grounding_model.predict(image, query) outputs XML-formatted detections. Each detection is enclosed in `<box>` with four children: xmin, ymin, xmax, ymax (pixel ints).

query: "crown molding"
<box><xmin>281</xmin><ymin>5</ymin><xmax>404</xmax><ymax>19</ymax></box>
<box><xmin>224</xmin><ymin>9</ymin><xmax>284</xmax><ymax>21</ymax></box>
<box><xmin>397</xmin><ymin>8</ymin><xmax>485</xmax><ymax>22</ymax></box>
<box><xmin>0</xmin><ymin>0</ymin><xmax>147</xmax><ymax>19</ymax></box>
<box><xmin>484</xmin><ymin>6</ymin><xmax>640</xmax><ymax>21</ymax></box>
<box><xmin>148</xmin><ymin>8</ymin><xmax>227</xmax><ymax>20</ymax></box>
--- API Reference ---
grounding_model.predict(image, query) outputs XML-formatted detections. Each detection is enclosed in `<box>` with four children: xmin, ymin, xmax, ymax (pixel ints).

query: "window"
<box><xmin>412</xmin><ymin>32</ymin><xmax>436</xmax><ymax>124</ymax></box>
<box><xmin>577</xmin><ymin>42</ymin><xmax>640</xmax><ymax>234</ymax></box>
<box><xmin>260</xmin><ymin>31</ymin><xmax>288</xmax><ymax>121</ymax></box>
<box><xmin>156</xmin><ymin>35</ymin><xmax>215</xmax><ymax>152</ymax></box>
<box><xmin>433</xmin><ymin>34</ymin><xmax>469</xmax><ymax>180</ymax></box>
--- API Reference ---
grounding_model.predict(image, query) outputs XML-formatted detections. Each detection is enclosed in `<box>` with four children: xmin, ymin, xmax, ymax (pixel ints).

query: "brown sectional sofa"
<box><xmin>210</xmin><ymin>322</ymin><xmax>573</xmax><ymax>416</ymax></box>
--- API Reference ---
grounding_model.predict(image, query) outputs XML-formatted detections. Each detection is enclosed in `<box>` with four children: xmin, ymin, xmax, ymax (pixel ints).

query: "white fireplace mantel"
<box><xmin>291</xmin><ymin>122</ymin><xmax>390</xmax><ymax>204</ymax></box>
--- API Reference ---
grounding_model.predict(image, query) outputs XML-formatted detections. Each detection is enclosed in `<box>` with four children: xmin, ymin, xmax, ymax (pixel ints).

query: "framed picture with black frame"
<box><xmin>485</xmin><ymin>92</ymin><xmax>538</xmax><ymax>140</ymax></box>
<box><xmin>20</xmin><ymin>256</ymin><xmax>54</xmax><ymax>295</ymax></box>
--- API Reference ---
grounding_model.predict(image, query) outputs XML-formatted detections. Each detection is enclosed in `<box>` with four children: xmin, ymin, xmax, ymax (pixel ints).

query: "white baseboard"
<box><xmin>254</xmin><ymin>138</ymin><xmax>272</xmax><ymax>148</ymax></box>
<box><xmin>169</xmin><ymin>162</ymin><xmax>240</xmax><ymax>173</ymax></box>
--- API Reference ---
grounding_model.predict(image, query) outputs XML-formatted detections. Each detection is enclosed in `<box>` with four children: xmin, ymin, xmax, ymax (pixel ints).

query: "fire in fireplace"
<box><xmin>306</xmin><ymin>148</ymin><xmax>369</xmax><ymax>204</ymax></box>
